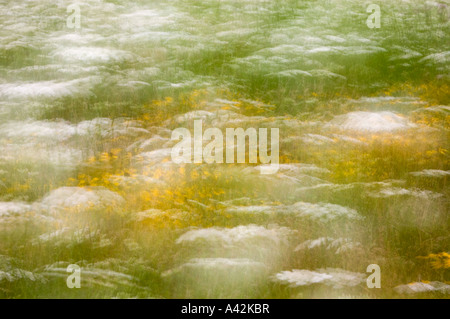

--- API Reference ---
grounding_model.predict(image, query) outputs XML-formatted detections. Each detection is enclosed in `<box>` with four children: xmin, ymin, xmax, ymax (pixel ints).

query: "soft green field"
<box><xmin>0</xmin><ymin>0</ymin><xmax>449</xmax><ymax>298</ymax></box>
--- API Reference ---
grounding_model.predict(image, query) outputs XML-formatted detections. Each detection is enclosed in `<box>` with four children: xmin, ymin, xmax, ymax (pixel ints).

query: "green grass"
<box><xmin>0</xmin><ymin>0</ymin><xmax>449</xmax><ymax>299</ymax></box>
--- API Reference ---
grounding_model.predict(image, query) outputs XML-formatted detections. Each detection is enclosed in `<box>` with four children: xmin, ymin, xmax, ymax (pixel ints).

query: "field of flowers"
<box><xmin>0</xmin><ymin>0</ymin><xmax>449</xmax><ymax>298</ymax></box>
